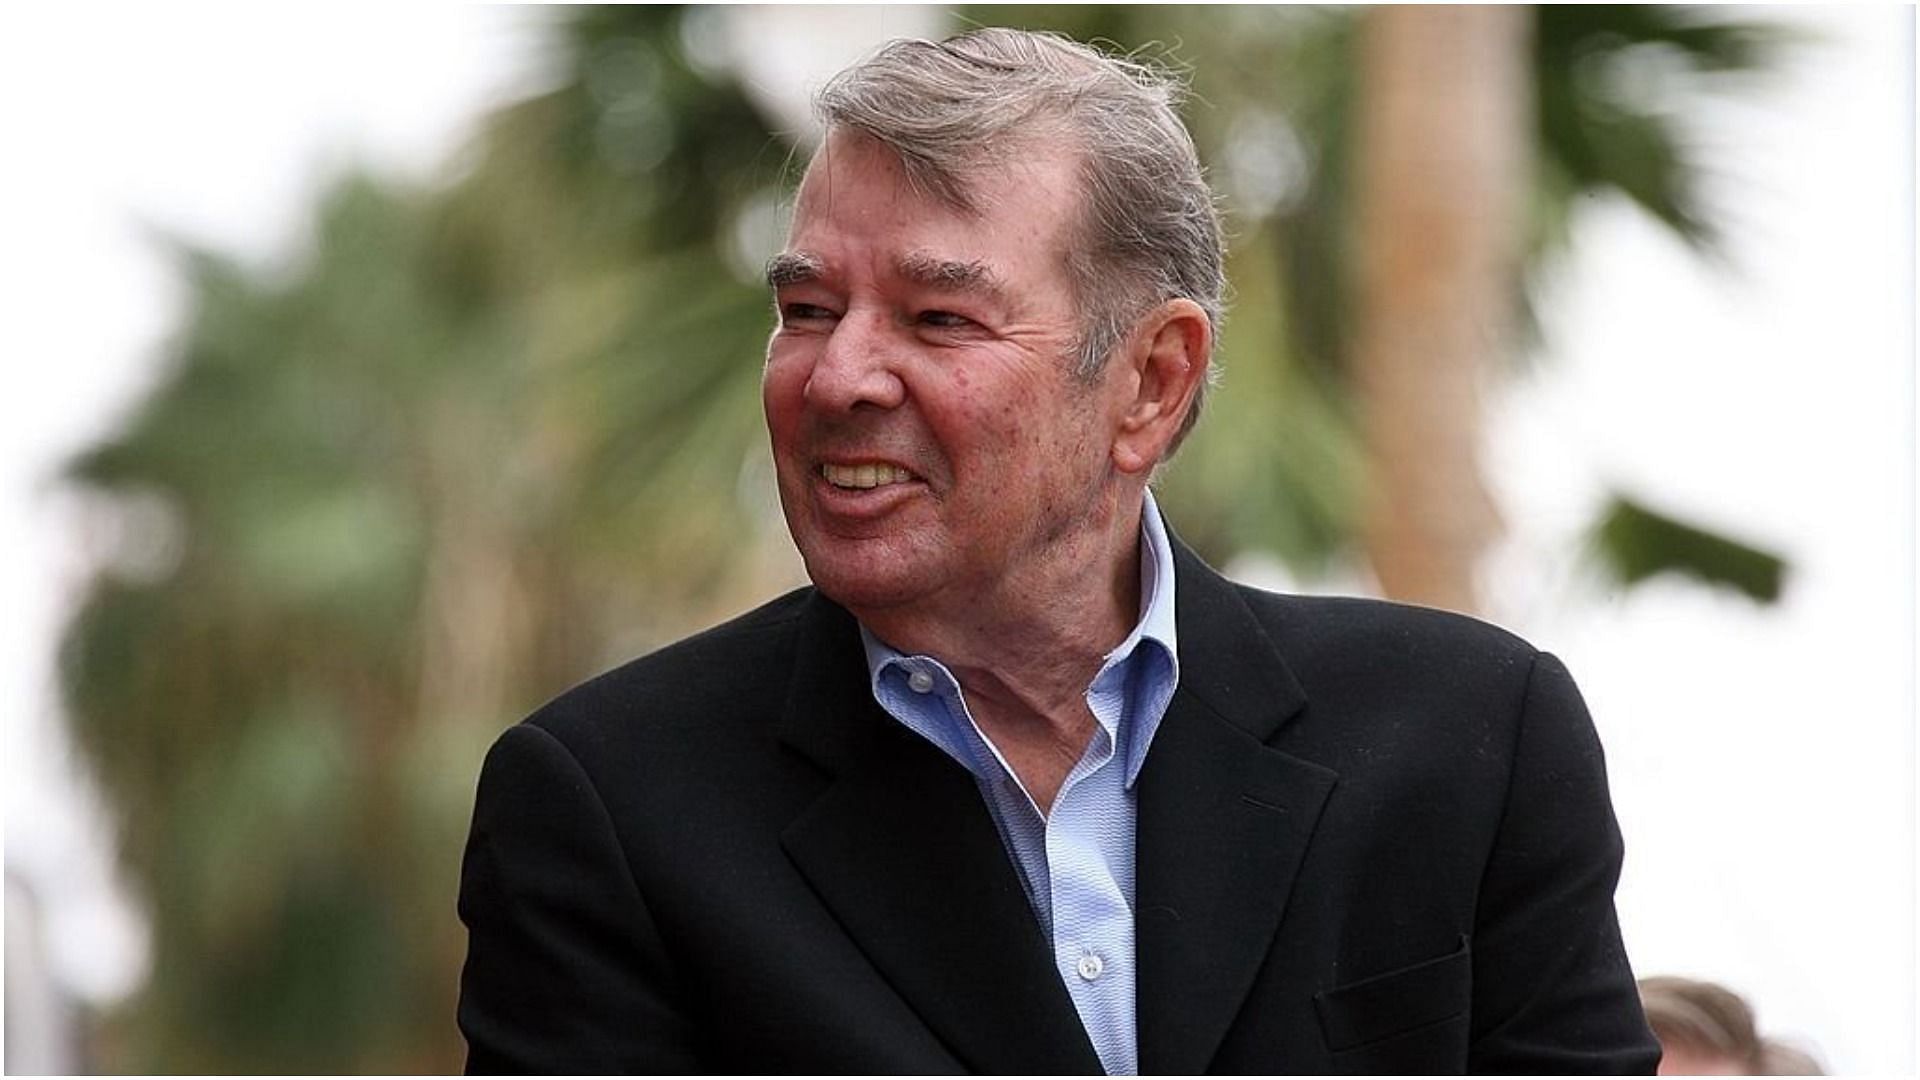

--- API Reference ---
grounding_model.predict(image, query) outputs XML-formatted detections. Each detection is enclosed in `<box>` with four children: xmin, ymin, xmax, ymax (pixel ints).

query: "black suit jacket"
<box><xmin>457</xmin><ymin>542</ymin><xmax>1658</xmax><ymax>1073</ymax></box>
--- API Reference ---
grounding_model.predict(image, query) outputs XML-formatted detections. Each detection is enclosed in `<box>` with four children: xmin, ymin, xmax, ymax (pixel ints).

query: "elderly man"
<box><xmin>457</xmin><ymin>28</ymin><xmax>1658</xmax><ymax>1075</ymax></box>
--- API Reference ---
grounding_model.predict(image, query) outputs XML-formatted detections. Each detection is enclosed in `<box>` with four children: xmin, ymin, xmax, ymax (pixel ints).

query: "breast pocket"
<box><xmin>1314</xmin><ymin>936</ymin><xmax>1472</xmax><ymax>1064</ymax></box>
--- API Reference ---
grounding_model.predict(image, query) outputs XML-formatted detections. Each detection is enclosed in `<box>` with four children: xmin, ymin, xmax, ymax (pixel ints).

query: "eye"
<box><xmin>917</xmin><ymin>310</ymin><xmax>975</xmax><ymax>330</ymax></box>
<box><xmin>780</xmin><ymin>302</ymin><xmax>837</xmax><ymax>325</ymax></box>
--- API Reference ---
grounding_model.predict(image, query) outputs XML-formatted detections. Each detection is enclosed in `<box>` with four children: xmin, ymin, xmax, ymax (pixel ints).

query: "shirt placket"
<box><xmin>1045</xmin><ymin>733</ymin><xmax>1136</xmax><ymax>1075</ymax></box>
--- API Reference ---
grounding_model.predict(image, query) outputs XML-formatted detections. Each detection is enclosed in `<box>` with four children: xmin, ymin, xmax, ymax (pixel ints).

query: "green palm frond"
<box><xmin>1589</xmin><ymin>494</ymin><xmax>1788</xmax><ymax>603</ymax></box>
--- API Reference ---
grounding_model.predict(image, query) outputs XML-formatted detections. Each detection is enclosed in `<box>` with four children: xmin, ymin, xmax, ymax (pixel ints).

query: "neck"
<box><xmin>857</xmin><ymin>486</ymin><xmax>1153</xmax><ymax>814</ymax></box>
<box><xmin>856</xmin><ymin>487</ymin><xmax>1147</xmax><ymax>736</ymax></box>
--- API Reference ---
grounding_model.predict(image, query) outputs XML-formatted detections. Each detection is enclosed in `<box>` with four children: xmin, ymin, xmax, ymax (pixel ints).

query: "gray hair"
<box><xmin>814</xmin><ymin>27</ymin><xmax>1226</xmax><ymax>454</ymax></box>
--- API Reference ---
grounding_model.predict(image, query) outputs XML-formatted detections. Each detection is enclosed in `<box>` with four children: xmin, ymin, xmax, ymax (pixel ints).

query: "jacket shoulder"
<box><xmin>1233</xmin><ymin>585</ymin><xmax>1540</xmax><ymax>673</ymax></box>
<box><xmin>1221</xmin><ymin>585</ymin><xmax>1556</xmax><ymax>740</ymax></box>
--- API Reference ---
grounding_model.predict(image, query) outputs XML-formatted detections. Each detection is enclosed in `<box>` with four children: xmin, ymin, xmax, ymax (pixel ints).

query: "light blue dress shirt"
<box><xmin>859</xmin><ymin>490</ymin><xmax>1181</xmax><ymax>1076</ymax></box>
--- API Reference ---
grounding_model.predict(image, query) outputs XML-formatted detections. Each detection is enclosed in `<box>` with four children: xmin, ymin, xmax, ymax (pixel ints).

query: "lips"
<box><xmin>820</xmin><ymin>462</ymin><xmax>916</xmax><ymax>490</ymax></box>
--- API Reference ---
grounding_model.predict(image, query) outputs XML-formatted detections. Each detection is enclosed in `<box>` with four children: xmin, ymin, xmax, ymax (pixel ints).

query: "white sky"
<box><xmin>2</xmin><ymin>5</ymin><xmax>1913</xmax><ymax>1074</ymax></box>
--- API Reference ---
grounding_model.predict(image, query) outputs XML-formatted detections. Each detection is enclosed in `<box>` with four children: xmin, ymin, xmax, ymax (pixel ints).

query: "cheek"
<box><xmin>761</xmin><ymin>355</ymin><xmax>807</xmax><ymax>429</ymax></box>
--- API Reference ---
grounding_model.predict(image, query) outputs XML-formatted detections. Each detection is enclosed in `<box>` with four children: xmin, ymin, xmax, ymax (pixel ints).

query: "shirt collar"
<box><xmin>857</xmin><ymin>490</ymin><xmax>1181</xmax><ymax>779</ymax></box>
<box><xmin>1122</xmin><ymin>487</ymin><xmax>1180</xmax><ymax>682</ymax></box>
<box><xmin>1115</xmin><ymin>487</ymin><xmax>1179</xmax><ymax>783</ymax></box>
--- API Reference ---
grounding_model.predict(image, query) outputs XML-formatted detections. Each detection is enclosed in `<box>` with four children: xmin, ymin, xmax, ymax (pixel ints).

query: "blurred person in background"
<box><xmin>1639</xmin><ymin>975</ymin><xmax>1826</xmax><ymax>1076</ymax></box>
<box><xmin>1756</xmin><ymin>1040</ymin><xmax>1826</xmax><ymax>1075</ymax></box>
<box><xmin>456</xmin><ymin>26</ymin><xmax>1657</xmax><ymax>1074</ymax></box>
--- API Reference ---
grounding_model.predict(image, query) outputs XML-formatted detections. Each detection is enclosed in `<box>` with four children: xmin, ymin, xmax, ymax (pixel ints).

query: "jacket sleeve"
<box><xmin>1466</xmin><ymin>651</ymin><xmax>1661</xmax><ymax>1074</ymax></box>
<box><xmin>456</xmin><ymin>722</ymin><xmax>701</xmax><ymax>1074</ymax></box>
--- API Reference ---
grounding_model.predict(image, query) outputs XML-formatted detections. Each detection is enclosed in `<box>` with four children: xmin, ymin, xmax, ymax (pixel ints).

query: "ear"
<box><xmin>1110</xmin><ymin>299</ymin><xmax>1212</xmax><ymax>475</ymax></box>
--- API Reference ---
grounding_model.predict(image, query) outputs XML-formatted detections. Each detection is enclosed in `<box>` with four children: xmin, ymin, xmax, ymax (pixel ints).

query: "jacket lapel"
<box><xmin>777</xmin><ymin>594</ymin><xmax>1103</xmax><ymax>1075</ymax></box>
<box><xmin>1135</xmin><ymin>542</ymin><xmax>1339</xmax><ymax>1074</ymax></box>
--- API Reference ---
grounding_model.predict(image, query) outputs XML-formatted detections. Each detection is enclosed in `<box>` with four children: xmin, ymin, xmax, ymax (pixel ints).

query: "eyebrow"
<box><xmin>894</xmin><ymin>251</ymin><xmax>1006</xmax><ymax>300</ymax></box>
<box><xmin>763</xmin><ymin>248</ymin><xmax>1009</xmax><ymax>302</ymax></box>
<box><xmin>765</xmin><ymin>250</ymin><xmax>824</xmax><ymax>289</ymax></box>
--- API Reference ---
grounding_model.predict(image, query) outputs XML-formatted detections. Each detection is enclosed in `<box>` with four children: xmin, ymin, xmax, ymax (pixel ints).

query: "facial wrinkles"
<box><xmin>776</xmin><ymin>135</ymin><xmax>1093</xmax><ymax>490</ymax></box>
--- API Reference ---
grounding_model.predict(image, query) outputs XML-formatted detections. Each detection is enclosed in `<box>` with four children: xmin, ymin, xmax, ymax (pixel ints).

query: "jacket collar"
<box><xmin>1134</xmin><ymin>537</ymin><xmax>1338</xmax><ymax>1074</ymax></box>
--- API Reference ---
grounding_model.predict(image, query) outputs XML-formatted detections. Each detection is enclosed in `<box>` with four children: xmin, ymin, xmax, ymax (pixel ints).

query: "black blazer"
<box><xmin>457</xmin><ymin>542</ymin><xmax>1658</xmax><ymax>1073</ymax></box>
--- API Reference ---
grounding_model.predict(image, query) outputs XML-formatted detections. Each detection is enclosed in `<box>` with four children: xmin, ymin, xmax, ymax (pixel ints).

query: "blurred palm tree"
<box><xmin>1349</xmin><ymin>5</ymin><xmax>1530</xmax><ymax>613</ymax></box>
<box><xmin>62</xmin><ymin>9</ymin><xmax>795</xmax><ymax>1070</ymax></box>
<box><xmin>1347</xmin><ymin>5</ymin><xmax>1789</xmax><ymax>610</ymax></box>
<box><xmin>58</xmin><ymin>4</ymin><xmax>1788</xmax><ymax>1071</ymax></box>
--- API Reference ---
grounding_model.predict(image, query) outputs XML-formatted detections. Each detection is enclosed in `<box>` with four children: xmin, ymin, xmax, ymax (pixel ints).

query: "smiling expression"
<box><xmin>762</xmin><ymin>130</ymin><xmax>1130</xmax><ymax>619</ymax></box>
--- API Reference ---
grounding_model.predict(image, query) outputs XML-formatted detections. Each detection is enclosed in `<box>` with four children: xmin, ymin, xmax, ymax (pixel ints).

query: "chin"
<box><xmin>795</xmin><ymin>543</ymin><xmax>935</xmax><ymax>618</ymax></box>
<box><xmin>802</xmin><ymin>561</ymin><xmax>916</xmax><ymax>615</ymax></box>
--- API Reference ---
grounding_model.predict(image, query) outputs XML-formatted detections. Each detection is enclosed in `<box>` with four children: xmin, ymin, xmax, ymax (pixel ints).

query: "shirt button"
<box><xmin>907</xmin><ymin>669</ymin><xmax>935</xmax><ymax>694</ymax></box>
<box><xmin>1075</xmin><ymin>952</ymin><xmax>1104</xmax><ymax>981</ymax></box>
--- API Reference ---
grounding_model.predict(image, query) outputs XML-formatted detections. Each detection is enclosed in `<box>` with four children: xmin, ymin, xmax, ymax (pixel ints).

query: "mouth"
<box><xmin>819</xmin><ymin>461</ymin><xmax>917</xmax><ymax>490</ymax></box>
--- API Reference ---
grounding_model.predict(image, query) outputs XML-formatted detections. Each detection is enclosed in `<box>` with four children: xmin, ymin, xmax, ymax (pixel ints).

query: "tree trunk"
<box><xmin>1351</xmin><ymin>5</ymin><xmax>1530</xmax><ymax>614</ymax></box>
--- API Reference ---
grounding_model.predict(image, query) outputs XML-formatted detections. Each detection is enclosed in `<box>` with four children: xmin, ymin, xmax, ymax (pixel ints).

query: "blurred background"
<box><xmin>2</xmin><ymin>5</ymin><xmax>1911</xmax><ymax>1073</ymax></box>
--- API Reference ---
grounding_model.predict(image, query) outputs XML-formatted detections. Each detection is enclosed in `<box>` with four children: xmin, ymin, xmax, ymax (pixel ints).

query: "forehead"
<box><xmin>788</xmin><ymin>130</ymin><xmax>1081</xmax><ymax>268</ymax></box>
<box><xmin>798</xmin><ymin>128</ymin><xmax>981</xmax><ymax>217</ymax></box>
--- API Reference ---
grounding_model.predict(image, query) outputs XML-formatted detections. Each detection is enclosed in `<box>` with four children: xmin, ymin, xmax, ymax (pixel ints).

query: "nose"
<box><xmin>804</xmin><ymin>310</ymin><xmax>906</xmax><ymax>413</ymax></box>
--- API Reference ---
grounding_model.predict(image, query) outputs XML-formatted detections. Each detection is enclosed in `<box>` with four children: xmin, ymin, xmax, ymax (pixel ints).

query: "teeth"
<box><xmin>822</xmin><ymin>462</ymin><xmax>913</xmax><ymax>490</ymax></box>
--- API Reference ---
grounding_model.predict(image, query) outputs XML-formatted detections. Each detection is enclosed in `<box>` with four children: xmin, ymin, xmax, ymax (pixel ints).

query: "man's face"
<box><xmin>763</xmin><ymin>130</ymin><xmax>1125</xmax><ymax>617</ymax></box>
